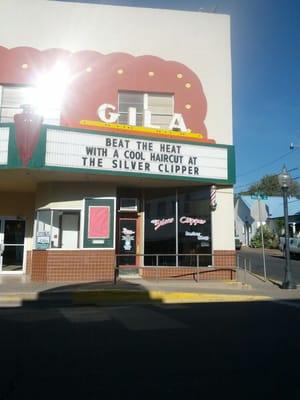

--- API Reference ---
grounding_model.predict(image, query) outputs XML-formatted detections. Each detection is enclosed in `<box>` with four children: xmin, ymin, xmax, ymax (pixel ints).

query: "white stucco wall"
<box><xmin>234</xmin><ymin>198</ymin><xmax>253</xmax><ymax>246</ymax></box>
<box><xmin>212</xmin><ymin>187</ymin><xmax>235</xmax><ymax>250</ymax></box>
<box><xmin>35</xmin><ymin>182</ymin><xmax>116</xmax><ymax>209</ymax></box>
<box><xmin>0</xmin><ymin>0</ymin><xmax>232</xmax><ymax>146</ymax></box>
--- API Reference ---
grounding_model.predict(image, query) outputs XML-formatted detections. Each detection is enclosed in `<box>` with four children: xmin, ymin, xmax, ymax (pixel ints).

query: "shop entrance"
<box><xmin>117</xmin><ymin>214</ymin><xmax>139</xmax><ymax>276</ymax></box>
<box><xmin>0</xmin><ymin>218</ymin><xmax>26</xmax><ymax>273</ymax></box>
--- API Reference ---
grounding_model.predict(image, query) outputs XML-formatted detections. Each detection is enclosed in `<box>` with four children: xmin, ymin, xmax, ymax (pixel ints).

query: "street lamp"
<box><xmin>278</xmin><ymin>166</ymin><xmax>297</xmax><ymax>289</ymax></box>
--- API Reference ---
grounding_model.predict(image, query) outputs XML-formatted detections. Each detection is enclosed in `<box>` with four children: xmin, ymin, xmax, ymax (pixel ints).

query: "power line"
<box><xmin>235</xmin><ymin>167</ymin><xmax>300</xmax><ymax>192</ymax></box>
<box><xmin>237</xmin><ymin>150</ymin><xmax>296</xmax><ymax>178</ymax></box>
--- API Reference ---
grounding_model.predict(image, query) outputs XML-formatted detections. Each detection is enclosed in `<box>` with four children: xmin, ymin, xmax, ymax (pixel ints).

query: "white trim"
<box><xmin>144</xmin><ymin>93</ymin><xmax>149</xmax><ymax>110</ymax></box>
<box><xmin>80</xmin><ymin>200</ymin><xmax>85</xmax><ymax>249</ymax></box>
<box><xmin>45</xmin><ymin>248</ymin><xmax>114</xmax><ymax>251</ymax></box>
<box><xmin>37</xmin><ymin>207</ymin><xmax>82</xmax><ymax>211</ymax></box>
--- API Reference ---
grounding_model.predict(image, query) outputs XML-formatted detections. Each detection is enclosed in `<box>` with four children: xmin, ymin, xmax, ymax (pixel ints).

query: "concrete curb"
<box><xmin>0</xmin><ymin>293</ymin><xmax>38</xmax><ymax>302</ymax></box>
<box><xmin>71</xmin><ymin>289</ymin><xmax>272</xmax><ymax>305</ymax></box>
<box><xmin>0</xmin><ymin>289</ymin><xmax>272</xmax><ymax>307</ymax></box>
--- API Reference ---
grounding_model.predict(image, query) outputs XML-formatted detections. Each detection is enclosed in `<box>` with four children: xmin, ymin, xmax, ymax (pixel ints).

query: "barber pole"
<box><xmin>210</xmin><ymin>185</ymin><xmax>217</xmax><ymax>210</ymax></box>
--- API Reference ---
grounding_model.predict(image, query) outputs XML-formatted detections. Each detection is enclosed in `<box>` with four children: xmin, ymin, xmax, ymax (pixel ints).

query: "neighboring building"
<box><xmin>235</xmin><ymin>195</ymin><xmax>300</xmax><ymax>246</ymax></box>
<box><xmin>0</xmin><ymin>0</ymin><xmax>235</xmax><ymax>281</ymax></box>
<box><xmin>266</xmin><ymin>197</ymin><xmax>300</xmax><ymax>236</ymax></box>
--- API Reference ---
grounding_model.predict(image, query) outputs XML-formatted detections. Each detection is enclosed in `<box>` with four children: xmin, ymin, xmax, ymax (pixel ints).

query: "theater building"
<box><xmin>0</xmin><ymin>0</ymin><xmax>235</xmax><ymax>281</ymax></box>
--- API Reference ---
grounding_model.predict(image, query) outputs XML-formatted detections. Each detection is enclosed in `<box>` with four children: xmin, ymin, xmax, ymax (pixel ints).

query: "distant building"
<box><xmin>235</xmin><ymin>195</ymin><xmax>300</xmax><ymax>246</ymax></box>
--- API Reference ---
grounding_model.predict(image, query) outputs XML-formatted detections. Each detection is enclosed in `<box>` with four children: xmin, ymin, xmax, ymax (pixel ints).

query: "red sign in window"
<box><xmin>88</xmin><ymin>206</ymin><xmax>110</xmax><ymax>239</ymax></box>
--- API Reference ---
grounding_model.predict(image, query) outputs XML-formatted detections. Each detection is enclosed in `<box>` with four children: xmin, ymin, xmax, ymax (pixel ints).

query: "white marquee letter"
<box><xmin>128</xmin><ymin>107</ymin><xmax>137</xmax><ymax>126</ymax></box>
<box><xmin>144</xmin><ymin>110</ymin><xmax>160</xmax><ymax>129</ymax></box>
<box><xmin>97</xmin><ymin>103</ymin><xmax>119</xmax><ymax>123</ymax></box>
<box><xmin>168</xmin><ymin>113</ymin><xmax>187</xmax><ymax>132</ymax></box>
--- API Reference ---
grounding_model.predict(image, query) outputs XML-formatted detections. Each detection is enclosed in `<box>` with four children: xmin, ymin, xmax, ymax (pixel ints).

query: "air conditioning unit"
<box><xmin>119</xmin><ymin>198</ymin><xmax>139</xmax><ymax>212</ymax></box>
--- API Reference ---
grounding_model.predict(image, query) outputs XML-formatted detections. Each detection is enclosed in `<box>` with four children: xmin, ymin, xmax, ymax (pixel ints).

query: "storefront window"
<box><xmin>144</xmin><ymin>187</ymin><xmax>212</xmax><ymax>267</ymax></box>
<box><xmin>177</xmin><ymin>188</ymin><xmax>211</xmax><ymax>266</ymax></box>
<box><xmin>144</xmin><ymin>189</ymin><xmax>176</xmax><ymax>266</ymax></box>
<box><xmin>35</xmin><ymin>210</ymin><xmax>80</xmax><ymax>249</ymax></box>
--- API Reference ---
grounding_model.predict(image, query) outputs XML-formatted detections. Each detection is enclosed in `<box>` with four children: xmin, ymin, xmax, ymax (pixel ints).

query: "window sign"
<box><xmin>36</xmin><ymin>231</ymin><xmax>51</xmax><ymax>250</ymax></box>
<box><xmin>88</xmin><ymin>206</ymin><xmax>110</xmax><ymax>239</ymax></box>
<box><xmin>83</xmin><ymin>198</ymin><xmax>115</xmax><ymax>248</ymax></box>
<box><xmin>150</xmin><ymin>218</ymin><xmax>174</xmax><ymax>231</ymax></box>
<box><xmin>118</xmin><ymin>218</ymin><xmax>137</xmax><ymax>265</ymax></box>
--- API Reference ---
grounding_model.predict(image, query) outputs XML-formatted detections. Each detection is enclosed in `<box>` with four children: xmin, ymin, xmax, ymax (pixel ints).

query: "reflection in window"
<box><xmin>144</xmin><ymin>190</ymin><xmax>176</xmax><ymax>266</ymax></box>
<box><xmin>0</xmin><ymin>85</ymin><xmax>61</xmax><ymax>125</ymax></box>
<box><xmin>36</xmin><ymin>210</ymin><xmax>80</xmax><ymax>249</ymax></box>
<box><xmin>178</xmin><ymin>188</ymin><xmax>211</xmax><ymax>266</ymax></box>
<box><xmin>144</xmin><ymin>187</ymin><xmax>212</xmax><ymax>267</ymax></box>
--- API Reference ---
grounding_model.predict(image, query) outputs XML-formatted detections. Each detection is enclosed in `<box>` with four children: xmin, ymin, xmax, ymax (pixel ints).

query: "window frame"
<box><xmin>35</xmin><ymin>208</ymin><xmax>82</xmax><ymax>250</ymax></box>
<box><xmin>0</xmin><ymin>84</ymin><xmax>61</xmax><ymax>125</ymax></box>
<box><xmin>118</xmin><ymin>91</ymin><xmax>174</xmax><ymax>129</ymax></box>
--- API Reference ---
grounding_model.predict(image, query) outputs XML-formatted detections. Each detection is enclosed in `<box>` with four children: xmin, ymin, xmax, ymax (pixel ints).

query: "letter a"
<box><xmin>168</xmin><ymin>113</ymin><xmax>187</xmax><ymax>132</ymax></box>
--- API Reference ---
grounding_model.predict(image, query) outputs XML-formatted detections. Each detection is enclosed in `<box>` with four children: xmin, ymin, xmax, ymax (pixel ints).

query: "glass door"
<box><xmin>118</xmin><ymin>217</ymin><xmax>137</xmax><ymax>266</ymax></box>
<box><xmin>0</xmin><ymin>218</ymin><xmax>26</xmax><ymax>273</ymax></box>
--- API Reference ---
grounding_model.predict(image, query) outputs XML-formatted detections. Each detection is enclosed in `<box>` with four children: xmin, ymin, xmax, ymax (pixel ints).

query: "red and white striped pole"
<box><xmin>210</xmin><ymin>185</ymin><xmax>217</xmax><ymax>211</ymax></box>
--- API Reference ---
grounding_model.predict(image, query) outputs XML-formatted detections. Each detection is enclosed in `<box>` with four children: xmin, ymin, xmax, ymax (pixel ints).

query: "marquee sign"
<box><xmin>44</xmin><ymin>128</ymin><xmax>234</xmax><ymax>183</ymax></box>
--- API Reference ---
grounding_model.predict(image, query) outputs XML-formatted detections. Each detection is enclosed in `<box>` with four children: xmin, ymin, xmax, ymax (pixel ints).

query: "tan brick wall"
<box><xmin>25</xmin><ymin>251</ymin><xmax>32</xmax><ymax>276</ymax></box>
<box><xmin>140</xmin><ymin>267</ymin><xmax>235</xmax><ymax>280</ymax></box>
<box><xmin>30</xmin><ymin>250</ymin><xmax>48</xmax><ymax>281</ymax></box>
<box><xmin>28</xmin><ymin>249</ymin><xmax>236</xmax><ymax>282</ymax></box>
<box><xmin>140</xmin><ymin>250</ymin><xmax>237</xmax><ymax>280</ymax></box>
<box><xmin>213</xmin><ymin>250</ymin><xmax>236</xmax><ymax>267</ymax></box>
<box><xmin>30</xmin><ymin>250</ymin><xmax>115</xmax><ymax>282</ymax></box>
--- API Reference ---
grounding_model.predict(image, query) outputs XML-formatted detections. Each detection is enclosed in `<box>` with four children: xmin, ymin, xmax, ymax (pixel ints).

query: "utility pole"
<box><xmin>257</xmin><ymin>197</ymin><xmax>267</xmax><ymax>281</ymax></box>
<box><xmin>251</xmin><ymin>192</ymin><xmax>268</xmax><ymax>281</ymax></box>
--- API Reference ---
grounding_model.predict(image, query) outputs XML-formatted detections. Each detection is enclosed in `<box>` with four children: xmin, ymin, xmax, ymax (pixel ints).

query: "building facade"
<box><xmin>235</xmin><ymin>195</ymin><xmax>300</xmax><ymax>247</ymax></box>
<box><xmin>234</xmin><ymin>196</ymin><xmax>267</xmax><ymax>246</ymax></box>
<box><xmin>0</xmin><ymin>0</ymin><xmax>235</xmax><ymax>281</ymax></box>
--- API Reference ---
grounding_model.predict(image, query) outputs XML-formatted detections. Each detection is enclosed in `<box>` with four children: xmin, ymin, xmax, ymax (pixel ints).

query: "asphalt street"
<box><xmin>238</xmin><ymin>247</ymin><xmax>300</xmax><ymax>284</ymax></box>
<box><xmin>1</xmin><ymin>299</ymin><xmax>300</xmax><ymax>399</ymax></box>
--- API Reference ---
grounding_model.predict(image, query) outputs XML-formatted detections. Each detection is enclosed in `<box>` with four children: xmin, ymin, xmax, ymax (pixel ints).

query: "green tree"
<box><xmin>274</xmin><ymin>218</ymin><xmax>284</xmax><ymax>236</ymax></box>
<box><xmin>250</xmin><ymin>225</ymin><xmax>279</xmax><ymax>249</ymax></box>
<box><xmin>242</xmin><ymin>174</ymin><xmax>300</xmax><ymax>197</ymax></box>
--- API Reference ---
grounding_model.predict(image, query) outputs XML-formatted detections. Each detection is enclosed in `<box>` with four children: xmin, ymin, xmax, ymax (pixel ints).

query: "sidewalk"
<box><xmin>0</xmin><ymin>271</ymin><xmax>299</xmax><ymax>307</ymax></box>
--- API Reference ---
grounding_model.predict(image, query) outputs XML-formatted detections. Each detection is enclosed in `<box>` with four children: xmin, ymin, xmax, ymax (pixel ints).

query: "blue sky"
<box><xmin>56</xmin><ymin>0</ymin><xmax>300</xmax><ymax>192</ymax></box>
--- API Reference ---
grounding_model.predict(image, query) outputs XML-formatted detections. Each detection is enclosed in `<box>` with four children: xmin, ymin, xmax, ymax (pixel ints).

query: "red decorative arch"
<box><xmin>0</xmin><ymin>46</ymin><xmax>208</xmax><ymax>136</ymax></box>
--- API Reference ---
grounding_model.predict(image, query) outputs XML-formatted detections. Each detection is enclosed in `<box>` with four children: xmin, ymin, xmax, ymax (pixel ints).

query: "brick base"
<box><xmin>213</xmin><ymin>250</ymin><xmax>237</xmax><ymax>267</ymax></box>
<box><xmin>28</xmin><ymin>249</ymin><xmax>236</xmax><ymax>282</ymax></box>
<box><xmin>140</xmin><ymin>267</ymin><xmax>236</xmax><ymax>280</ymax></box>
<box><xmin>140</xmin><ymin>250</ymin><xmax>237</xmax><ymax>281</ymax></box>
<box><xmin>30</xmin><ymin>250</ymin><xmax>115</xmax><ymax>282</ymax></box>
